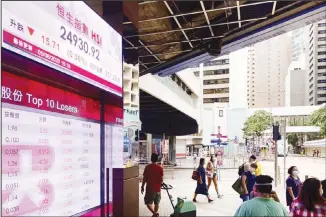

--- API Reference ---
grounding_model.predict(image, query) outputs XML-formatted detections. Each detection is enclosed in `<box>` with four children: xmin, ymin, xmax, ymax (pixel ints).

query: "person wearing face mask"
<box><xmin>286</xmin><ymin>166</ymin><xmax>302</xmax><ymax>210</ymax></box>
<box><xmin>240</xmin><ymin>163</ymin><xmax>258</xmax><ymax>202</ymax></box>
<box><xmin>235</xmin><ymin>175</ymin><xmax>289</xmax><ymax>217</ymax></box>
<box><xmin>290</xmin><ymin>178</ymin><xmax>326</xmax><ymax>217</ymax></box>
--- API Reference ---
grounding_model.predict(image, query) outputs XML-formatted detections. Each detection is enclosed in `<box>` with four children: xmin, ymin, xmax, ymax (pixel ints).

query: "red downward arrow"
<box><xmin>27</xmin><ymin>27</ymin><xmax>34</xmax><ymax>36</ymax></box>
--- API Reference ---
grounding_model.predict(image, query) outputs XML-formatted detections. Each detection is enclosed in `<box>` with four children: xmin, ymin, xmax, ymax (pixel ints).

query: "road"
<box><xmin>139</xmin><ymin>156</ymin><xmax>326</xmax><ymax>216</ymax></box>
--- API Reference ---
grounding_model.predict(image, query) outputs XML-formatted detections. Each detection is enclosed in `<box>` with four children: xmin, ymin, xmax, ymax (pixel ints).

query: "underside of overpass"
<box><xmin>87</xmin><ymin>1</ymin><xmax>326</xmax><ymax>136</ymax></box>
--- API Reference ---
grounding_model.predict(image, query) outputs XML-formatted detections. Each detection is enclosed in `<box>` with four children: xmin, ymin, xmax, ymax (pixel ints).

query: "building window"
<box><xmin>318</xmin><ymin>37</ymin><xmax>326</xmax><ymax>42</ymax></box>
<box><xmin>318</xmin><ymin>51</ymin><xmax>326</xmax><ymax>56</ymax></box>
<box><xmin>318</xmin><ymin>66</ymin><xmax>326</xmax><ymax>69</ymax></box>
<box><xmin>318</xmin><ymin>87</ymin><xmax>326</xmax><ymax>90</ymax></box>
<box><xmin>317</xmin><ymin>80</ymin><xmax>326</xmax><ymax>83</ymax></box>
<box><xmin>318</xmin><ymin>58</ymin><xmax>326</xmax><ymax>62</ymax></box>
<box><xmin>318</xmin><ymin>44</ymin><xmax>326</xmax><ymax>49</ymax></box>
<box><xmin>219</xmin><ymin>110</ymin><xmax>223</xmax><ymax>117</ymax></box>
<box><xmin>318</xmin><ymin>23</ymin><xmax>326</xmax><ymax>27</ymax></box>
<box><xmin>318</xmin><ymin>73</ymin><xmax>326</xmax><ymax>76</ymax></box>
<box><xmin>318</xmin><ymin>30</ymin><xmax>326</xmax><ymax>34</ymax></box>
<box><xmin>317</xmin><ymin>94</ymin><xmax>326</xmax><ymax>98</ymax></box>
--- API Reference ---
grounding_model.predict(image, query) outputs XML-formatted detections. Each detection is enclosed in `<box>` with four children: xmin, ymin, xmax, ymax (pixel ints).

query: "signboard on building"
<box><xmin>2</xmin><ymin>1</ymin><xmax>122</xmax><ymax>96</ymax></box>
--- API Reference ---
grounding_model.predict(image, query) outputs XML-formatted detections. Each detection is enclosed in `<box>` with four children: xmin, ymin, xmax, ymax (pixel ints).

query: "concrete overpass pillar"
<box><xmin>147</xmin><ymin>133</ymin><xmax>152</xmax><ymax>163</ymax></box>
<box><xmin>169</xmin><ymin>136</ymin><xmax>176</xmax><ymax>163</ymax></box>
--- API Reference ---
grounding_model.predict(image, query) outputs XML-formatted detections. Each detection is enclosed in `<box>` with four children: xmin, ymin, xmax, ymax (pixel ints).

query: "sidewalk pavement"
<box><xmin>139</xmin><ymin>169</ymin><xmax>288</xmax><ymax>217</ymax></box>
<box><xmin>139</xmin><ymin>155</ymin><xmax>325</xmax><ymax>216</ymax></box>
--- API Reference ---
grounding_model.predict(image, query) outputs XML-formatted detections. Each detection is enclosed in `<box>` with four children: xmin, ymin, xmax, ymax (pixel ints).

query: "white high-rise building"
<box><xmin>246</xmin><ymin>33</ymin><xmax>292</xmax><ymax>108</ymax></box>
<box><xmin>285</xmin><ymin>59</ymin><xmax>308</xmax><ymax>106</ymax></box>
<box><xmin>292</xmin><ymin>26</ymin><xmax>310</xmax><ymax>62</ymax></box>
<box><xmin>192</xmin><ymin>55</ymin><xmax>230</xmax><ymax>104</ymax></box>
<box><xmin>307</xmin><ymin>19</ymin><xmax>326</xmax><ymax>105</ymax></box>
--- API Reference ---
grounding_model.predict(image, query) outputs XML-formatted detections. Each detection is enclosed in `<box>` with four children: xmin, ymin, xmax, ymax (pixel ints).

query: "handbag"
<box><xmin>192</xmin><ymin>169</ymin><xmax>199</xmax><ymax>181</ymax></box>
<box><xmin>232</xmin><ymin>177</ymin><xmax>246</xmax><ymax>195</ymax></box>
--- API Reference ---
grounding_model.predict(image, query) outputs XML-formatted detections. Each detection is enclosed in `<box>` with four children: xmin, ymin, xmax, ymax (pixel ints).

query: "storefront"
<box><xmin>303</xmin><ymin>139</ymin><xmax>326</xmax><ymax>157</ymax></box>
<box><xmin>2</xmin><ymin>2</ymin><xmax>123</xmax><ymax>216</ymax></box>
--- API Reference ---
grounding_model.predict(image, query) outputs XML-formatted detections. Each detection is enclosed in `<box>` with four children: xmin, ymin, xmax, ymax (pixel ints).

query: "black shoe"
<box><xmin>208</xmin><ymin>198</ymin><xmax>214</xmax><ymax>203</ymax></box>
<box><xmin>192</xmin><ymin>199</ymin><xmax>197</xmax><ymax>203</ymax></box>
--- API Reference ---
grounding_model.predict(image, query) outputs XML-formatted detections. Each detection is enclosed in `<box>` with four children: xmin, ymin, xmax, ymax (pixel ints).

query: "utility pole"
<box><xmin>283</xmin><ymin>118</ymin><xmax>287</xmax><ymax>189</ymax></box>
<box><xmin>274</xmin><ymin>139</ymin><xmax>278</xmax><ymax>187</ymax></box>
<box><xmin>273</xmin><ymin>122</ymin><xmax>280</xmax><ymax>187</ymax></box>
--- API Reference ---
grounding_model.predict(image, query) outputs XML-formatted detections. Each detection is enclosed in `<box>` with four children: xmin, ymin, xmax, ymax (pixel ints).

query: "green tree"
<box><xmin>309</xmin><ymin>105</ymin><xmax>326</xmax><ymax>138</ymax></box>
<box><xmin>243</xmin><ymin>110</ymin><xmax>273</xmax><ymax>138</ymax></box>
<box><xmin>287</xmin><ymin>134</ymin><xmax>299</xmax><ymax>146</ymax></box>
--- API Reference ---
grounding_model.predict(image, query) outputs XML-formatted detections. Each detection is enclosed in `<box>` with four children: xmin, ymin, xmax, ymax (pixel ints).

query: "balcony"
<box><xmin>203</xmin><ymin>83</ymin><xmax>229</xmax><ymax>89</ymax></box>
<box><xmin>204</xmin><ymin>74</ymin><xmax>230</xmax><ymax>80</ymax></box>
<box><xmin>204</xmin><ymin>92</ymin><xmax>230</xmax><ymax>99</ymax></box>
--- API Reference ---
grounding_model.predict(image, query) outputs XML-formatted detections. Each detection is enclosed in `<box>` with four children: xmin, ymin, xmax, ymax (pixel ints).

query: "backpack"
<box><xmin>238</xmin><ymin>163</ymin><xmax>245</xmax><ymax>176</ymax></box>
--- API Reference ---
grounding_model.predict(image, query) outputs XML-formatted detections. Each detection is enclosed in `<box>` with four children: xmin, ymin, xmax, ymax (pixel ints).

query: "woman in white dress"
<box><xmin>206</xmin><ymin>155</ymin><xmax>223</xmax><ymax>198</ymax></box>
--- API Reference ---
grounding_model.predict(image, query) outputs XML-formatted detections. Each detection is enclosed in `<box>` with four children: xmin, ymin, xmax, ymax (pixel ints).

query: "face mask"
<box><xmin>292</xmin><ymin>171</ymin><xmax>299</xmax><ymax>176</ymax></box>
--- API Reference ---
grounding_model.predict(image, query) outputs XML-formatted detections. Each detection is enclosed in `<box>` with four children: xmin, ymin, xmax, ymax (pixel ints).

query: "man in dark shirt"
<box><xmin>141</xmin><ymin>153</ymin><xmax>164</xmax><ymax>217</ymax></box>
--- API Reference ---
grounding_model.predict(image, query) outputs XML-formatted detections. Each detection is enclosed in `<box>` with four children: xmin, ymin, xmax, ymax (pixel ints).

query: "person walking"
<box><xmin>206</xmin><ymin>155</ymin><xmax>223</xmax><ymax>198</ymax></box>
<box><xmin>193</xmin><ymin>158</ymin><xmax>213</xmax><ymax>203</ymax></box>
<box><xmin>141</xmin><ymin>153</ymin><xmax>164</xmax><ymax>217</ymax></box>
<box><xmin>286</xmin><ymin>166</ymin><xmax>302</xmax><ymax>210</ymax></box>
<box><xmin>235</xmin><ymin>175</ymin><xmax>289</xmax><ymax>216</ymax></box>
<box><xmin>240</xmin><ymin>163</ymin><xmax>258</xmax><ymax>202</ymax></box>
<box><xmin>244</xmin><ymin>155</ymin><xmax>262</xmax><ymax>176</ymax></box>
<box><xmin>290</xmin><ymin>178</ymin><xmax>326</xmax><ymax>217</ymax></box>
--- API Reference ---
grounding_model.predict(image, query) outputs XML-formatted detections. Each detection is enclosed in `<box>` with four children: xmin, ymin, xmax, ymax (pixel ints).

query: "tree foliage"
<box><xmin>309</xmin><ymin>105</ymin><xmax>326</xmax><ymax>138</ymax></box>
<box><xmin>243</xmin><ymin>110</ymin><xmax>273</xmax><ymax>138</ymax></box>
<box><xmin>287</xmin><ymin>134</ymin><xmax>299</xmax><ymax>147</ymax></box>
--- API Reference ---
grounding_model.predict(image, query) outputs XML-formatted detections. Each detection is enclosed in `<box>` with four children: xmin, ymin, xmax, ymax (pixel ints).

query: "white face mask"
<box><xmin>292</xmin><ymin>171</ymin><xmax>299</xmax><ymax>176</ymax></box>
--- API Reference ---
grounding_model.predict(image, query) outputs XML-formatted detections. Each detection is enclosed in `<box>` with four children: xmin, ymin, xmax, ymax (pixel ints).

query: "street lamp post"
<box><xmin>283</xmin><ymin>118</ymin><xmax>287</xmax><ymax>189</ymax></box>
<box><xmin>273</xmin><ymin>122</ymin><xmax>279</xmax><ymax>187</ymax></box>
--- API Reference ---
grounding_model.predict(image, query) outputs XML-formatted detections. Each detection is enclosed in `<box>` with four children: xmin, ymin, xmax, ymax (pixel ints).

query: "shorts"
<box><xmin>144</xmin><ymin>191</ymin><xmax>161</xmax><ymax>205</ymax></box>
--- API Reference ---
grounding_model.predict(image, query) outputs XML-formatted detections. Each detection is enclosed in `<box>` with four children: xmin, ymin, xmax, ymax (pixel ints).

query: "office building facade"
<box><xmin>192</xmin><ymin>55</ymin><xmax>230</xmax><ymax>104</ymax></box>
<box><xmin>307</xmin><ymin>19</ymin><xmax>326</xmax><ymax>105</ymax></box>
<box><xmin>246</xmin><ymin>33</ymin><xmax>292</xmax><ymax>108</ymax></box>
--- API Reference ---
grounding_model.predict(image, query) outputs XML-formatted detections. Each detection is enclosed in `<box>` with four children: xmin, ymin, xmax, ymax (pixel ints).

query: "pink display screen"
<box><xmin>1</xmin><ymin>71</ymin><xmax>103</xmax><ymax>216</ymax></box>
